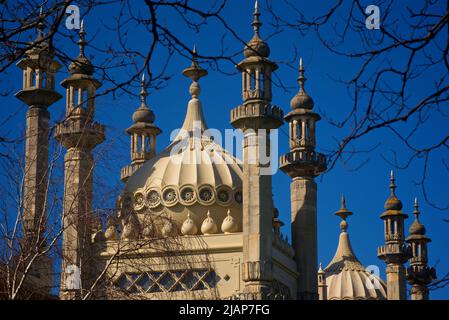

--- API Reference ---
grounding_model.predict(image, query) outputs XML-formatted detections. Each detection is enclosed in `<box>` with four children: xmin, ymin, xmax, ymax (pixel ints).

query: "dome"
<box><xmin>123</xmin><ymin>75</ymin><xmax>243</xmax><ymax>234</ymax></box>
<box><xmin>244</xmin><ymin>35</ymin><xmax>270</xmax><ymax>58</ymax></box>
<box><xmin>132</xmin><ymin>105</ymin><xmax>155</xmax><ymax>123</ymax></box>
<box><xmin>69</xmin><ymin>54</ymin><xmax>94</xmax><ymax>75</ymax></box>
<box><xmin>290</xmin><ymin>91</ymin><xmax>314</xmax><ymax>110</ymax></box>
<box><xmin>324</xmin><ymin>198</ymin><xmax>387</xmax><ymax>300</ymax></box>
<box><xmin>324</xmin><ymin>231</ymin><xmax>387</xmax><ymax>300</ymax></box>
<box><xmin>409</xmin><ymin>219</ymin><xmax>425</xmax><ymax>235</ymax></box>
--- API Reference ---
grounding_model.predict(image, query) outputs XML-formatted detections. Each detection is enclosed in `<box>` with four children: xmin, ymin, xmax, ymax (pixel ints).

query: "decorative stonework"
<box><xmin>162</xmin><ymin>187</ymin><xmax>178</xmax><ymax>207</ymax></box>
<box><xmin>198</xmin><ymin>185</ymin><xmax>214</xmax><ymax>204</ymax></box>
<box><xmin>180</xmin><ymin>185</ymin><xmax>196</xmax><ymax>205</ymax></box>
<box><xmin>115</xmin><ymin>269</ymin><xmax>221</xmax><ymax>294</ymax></box>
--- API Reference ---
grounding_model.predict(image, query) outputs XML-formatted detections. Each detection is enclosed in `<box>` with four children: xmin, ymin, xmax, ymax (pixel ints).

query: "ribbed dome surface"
<box><xmin>324</xmin><ymin>231</ymin><xmax>387</xmax><ymax>300</ymax></box>
<box><xmin>124</xmin><ymin>92</ymin><xmax>243</xmax><ymax>232</ymax></box>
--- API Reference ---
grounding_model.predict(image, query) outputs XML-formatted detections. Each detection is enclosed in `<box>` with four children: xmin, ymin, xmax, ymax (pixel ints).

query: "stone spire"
<box><xmin>279</xmin><ymin>57</ymin><xmax>326</xmax><ymax>300</ymax></box>
<box><xmin>377</xmin><ymin>171</ymin><xmax>410</xmax><ymax>300</ymax></box>
<box><xmin>54</xmin><ymin>20</ymin><xmax>105</xmax><ymax>300</ymax></box>
<box><xmin>15</xmin><ymin>5</ymin><xmax>62</xmax><ymax>297</ymax></box>
<box><xmin>230</xmin><ymin>2</ymin><xmax>283</xmax><ymax>299</ymax></box>
<box><xmin>406</xmin><ymin>198</ymin><xmax>437</xmax><ymax>300</ymax></box>
<box><xmin>120</xmin><ymin>72</ymin><xmax>161</xmax><ymax>182</ymax></box>
<box><xmin>317</xmin><ymin>262</ymin><xmax>327</xmax><ymax>300</ymax></box>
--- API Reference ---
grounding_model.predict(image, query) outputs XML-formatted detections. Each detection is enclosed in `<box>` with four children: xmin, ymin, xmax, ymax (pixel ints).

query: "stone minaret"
<box><xmin>317</xmin><ymin>263</ymin><xmax>327</xmax><ymax>300</ymax></box>
<box><xmin>230</xmin><ymin>1</ymin><xmax>283</xmax><ymax>299</ymax></box>
<box><xmin>16</xmin><ymin>9</ymin><xmax>62</xmax><ymax>242</ymax></box>
<box><xmin>406</xmin><ymin>198</ymin><xmax>436</xmax><ymax>300</ymax></box>
<box><xmin>54</xmin><ymin>21</ymin><xmax>105</xmax><ymax>299</ymax></box>
<box><xmin>15</xmin><ymin>10</ymin><xmax>62</xmax><ymax>296</ymax></box>
<box><xmin>279</xmin><ymin>58</ymin><xmax>326</xmax><ymax>300</ymax></box>
<box><xmin>377</xmin><ymin>171</ymin><xmax>409</xmax><ymax>300</ymax></box>
<box><xmin>120</xmin><ymin>73</ymin><xmax>161</xmax><ymax>182</ymax></box>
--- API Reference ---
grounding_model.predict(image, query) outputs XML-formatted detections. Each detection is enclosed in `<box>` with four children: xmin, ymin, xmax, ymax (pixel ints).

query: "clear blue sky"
<box><xmin>0</xmin><ymin>0</ymin><xmax>447</xmax><ymax>299</ymax></box>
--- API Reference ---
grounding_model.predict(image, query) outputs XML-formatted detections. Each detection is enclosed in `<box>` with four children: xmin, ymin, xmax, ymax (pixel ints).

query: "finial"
<box><xmin>36</xmin><ymin>6</ymin><xmax>45</xmax><ymax>40</ymax></box>
<box><xmin>78</xmin><ymin>19</ymin><xmax>87</xmax><ymax>56</ymax></box>
<box><xmin>140</xmin><ymin>72</ymin><xmax>148</xmax><ymax>107</ymax></box>
<box><xmin>413</xmin><ymin>197</ymin><xmax>420</xmax><ymax>218</ymax></box>
<box><xmin>182</xmin><ymin>45</ymin><xmax>208</xmax><ymax>98</ymax></box>
<box><xmin>252</xmin><ymin>0</ymin><xmax>262</xmax><ymax>36</ymax></box>
<box><xmin>335</xmin><ymin>194</ymin><xmax>352</xmax><ymax>232</ymax></box>
<box><xmin>389</xmin><ymin>170</ymin><xmax>397</xmax><ymax>196</ymax></box>
<box><xmin>298</xmin><ymin>57</ymin><xmax>306</xmax><ymax>93</ymax></box>
<box><xmin>318</xmin><ymin>262</ymin><xmax>324</xmax><ymax>273</ymax></box>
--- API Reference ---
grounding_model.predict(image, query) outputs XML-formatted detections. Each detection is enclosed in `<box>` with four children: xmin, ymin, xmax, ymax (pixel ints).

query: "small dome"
<box><xmin>132</xmin><ymin>105</ymin><xmax>155</xmax><ymax>123</ymax></box>
<box><xmin>290</xmin><ymin>91</ymin><xmax>314</xmax><ymax>110</ymax></box>
<box><xmin>384</xmin><ymin>194</ymin><xmax>403</xmax><ymax>211</ymax></box>
<box><xmin>244</xmin><ymin>36</ymin><xmax>270</xmax><ymax>58</ymax></box>
<box><xmin>69</xmin><ymin>54</ymin><xmax>94</xmax><ymax>75</ymax></box>
<box><xmin>201</xmin><ymin>211</ymin><xmax>217</xmax><ymax>235</ymax></box>
<box><xmin>409</xmin><ymin>219</ymin><xmax>426</xmax><ymax>235</ymax></box>
<box><xmin>221</xmin><ymin>210</ymin><xmax>238</xmax><ymax>234</ymax></box>
<box><xmin>181</xmin><ymin>213</ymin><xmax>198</xmax><ymax>235</ymax></box>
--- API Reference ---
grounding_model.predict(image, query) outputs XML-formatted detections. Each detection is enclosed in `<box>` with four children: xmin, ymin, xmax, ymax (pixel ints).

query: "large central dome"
<box><xmin>123</xmin><ymin>59</ymin><xmax>243</xmax><ymax>235</ymax></box>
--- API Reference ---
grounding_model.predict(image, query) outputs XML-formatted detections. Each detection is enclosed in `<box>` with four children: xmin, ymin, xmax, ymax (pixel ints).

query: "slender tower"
<box><xmin>120</xmin><ymin>73</ymin><xmax>161</xmax><ymax>182</ymax></box>
<box><xmin>406</xmin><ymin>198</ymin><xmax>436</xmax><ymax>300</ymax></box>
<box><xmin>54</xmin><ymin>21</ymin><xmax>105</xmax><ymax>299</ymax></box>
<box><xmin>15</xmin><ymin>9</ymin><xmax>62</xmax><ymax>295</ymax></box>
<box><xmin>317</xmin><ymin>263</ymin><xmax>327</xmax><ymax>300</ymax></box>
<box><xmin>230</xmin><ymin>1</ymin><xmax>283</xmax><ymax>299</ymax></box>
<box><xmin>279</xmin><ymin>58</ymin><xmax>326</xmax><ymax>300</ymax></box>
<box><xmin>377</xmin><ymin>171</ymin><xmax>409</xmax><ymax>300</ymax></box>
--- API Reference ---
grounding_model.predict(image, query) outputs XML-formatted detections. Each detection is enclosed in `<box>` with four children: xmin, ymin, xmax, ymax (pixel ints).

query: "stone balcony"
<box><xmin>279</xmin><ymin>149</ymin><xmax>326</xmax><ymax>178</ymax></box>
<box><xmin>230</xmin><ymin>102</ymin><xmax>283</xmax><ymax>130</ymax></box>
<box><xmin>54</xmin><ymin>119</ymin><xmax>106</xmax><ymax>149</ymax></box>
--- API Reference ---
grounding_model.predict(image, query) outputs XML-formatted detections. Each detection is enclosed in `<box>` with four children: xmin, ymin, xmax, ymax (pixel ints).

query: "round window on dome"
<box><xmin>180</xmin><ymin>186</ymin><xmax>196</xmax><ymax>205</ymax></box>
<box><xmin>162</xmin><ymin>187</ymin><xmax>178</xmax><ymax>207</ymax></box>
<box><xmin>133</xmin><ymin>191</ymin><xmax>146</xmax><ymax>211</ymax></box>
<box><xmin>146</xmin><ymin>189</ymin><xmax>161</xmax><ymax>208</ymax></box>
<box><xmin>216</xmin><ymin>186</ymin><xmax>232</xmax><ymax>206</ymax></box>
<box><xmin>198</xmin><ymin>186</ymin><xmax>215</xmax><ymax>205</ymax></box>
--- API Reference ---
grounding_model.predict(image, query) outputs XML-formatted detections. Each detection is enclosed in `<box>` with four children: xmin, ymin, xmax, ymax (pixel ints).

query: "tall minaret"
<box><xmin>54</xmin><ymin>21</ymin><xmax>105</xmax><ymax>299</ymax></box>
<box><xmin>15</xmin><ymin>9</ymin><xmax>62</xmax><ymax>296</ymax></box>
<box><xmin>230</xmin><ymin>0</ymin><xmax>283</xmax><ymax>299</ymax></box>
<box><xmin>120</xmin><ymin>73</ymin><xmax>161</xmax><ymax>182</ymax></box>
<box><xmin>406</xmin><ymin>198</ymin><xmax>436</xmax><ymax>300</ymax></box>
<box><xmin>377</xmin><ymin>171</ymin><xmax>409</xmax><ymax>300</ymax></box>
<box><xmin>279</xmin><ymin>58</ymin><xmax>326</xmax><ymax>300</ymax></box>
<box><xmin>16</xmin><ymin>8</ymin><xmax>62</xmax><ymax>243</ymax></box>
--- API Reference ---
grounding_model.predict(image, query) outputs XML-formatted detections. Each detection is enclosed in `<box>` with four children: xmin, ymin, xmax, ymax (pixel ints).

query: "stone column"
<box><xmin>241</xmin><ymin>131</ymin><xmax>274</xmax><ymax>297</ymax></box>
<box><xmin>386</xmin><ymin>263</ymin><xmax>407</xmax><ymax>300</ymax></box>
<box><xmin>23</xmin><ymin>107</ymin><xmax>50</xmax><ymax>237</ymax></box>
<box><xmin>60</xmin><ymin>148</ymin><xmax>94</xmax><ymax>299</ymax></box>
<box><xmin>291</xmin><ymin>177</ymin><xmax>318</xmax><ymax>300</ymax></box>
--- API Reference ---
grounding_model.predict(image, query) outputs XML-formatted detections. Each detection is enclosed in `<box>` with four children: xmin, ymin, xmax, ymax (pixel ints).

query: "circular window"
<box><xmin>162</xmin><ymin>187</ymin><xmax>178</xmax><ymax>207</ymax></box>
<box><xmin>146</xmin><ymin>189</ymin><xmax>161</xmax><ymax>208</ymax></box>
<box><xmin>198</xmin><ymin>185</ymin><xmax>215</xmax><ymax>204</ymax></box>
<box><xmin>216</xmin><ymin>186</ymin><xmax>233</xmax><ymax>206</ymax></box>
<box><xmin>134</xmin><ymin>192</ymin><xmax>146</xmax><ymax>211</ymax></box>
<box><xmin>180</xmin><ymin>186</ymin><xmax>196</xmax><ymax>205</ymax></box>
<box><xmin>234</xmin><ymin>190</ymin><xmax>243</xmax><ymax>205</ymax></box>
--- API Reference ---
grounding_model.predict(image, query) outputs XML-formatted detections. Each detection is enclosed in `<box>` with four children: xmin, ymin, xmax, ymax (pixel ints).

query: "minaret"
<box><xmin>279</xmin><ymin>58</ymin><xmax>326</xmax><ymax>299</ymax></box>
<box><xmin>16</xmin><ymin>8</ymin><xmax>62</xmax><ymax>242</ymax></box>
<box><xmin>54</xmin><ymin>21</ymin><xmax>105</xmax><ymax>299</ymax></box>
<box><xmin>230</xmin><ymin>1</ymin><xmax>283</xmax><ymax>299</ymax></box>
<box><xmin>377</xmin><ymin>171</ymin><xmax>410</xmax><ymax>300</ymax></box>
<box><xmin>15</xmin><ymin>9</ymin><xmax>62</xmax><ymax>296</ymax></box>
<box><xmin>120</xmin><ymin>73</ymin><xmax>161</xmax><ymax>182</ymax></box>
<box><xmin>406</xmin><ymin>198</ymin><xmax>436</xmax><ymax>300</ymax></box>
<box><xmin>317</xmin><ymin>263</ymin><xmax>327</xmax><ymax>300</ymax></box>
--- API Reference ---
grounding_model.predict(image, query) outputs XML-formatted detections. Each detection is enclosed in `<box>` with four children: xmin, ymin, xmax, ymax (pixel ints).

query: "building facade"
<box><xmin>16</xmin><ymin>2</ymin><xmax>436</xmax><ymax>300</ymax></box>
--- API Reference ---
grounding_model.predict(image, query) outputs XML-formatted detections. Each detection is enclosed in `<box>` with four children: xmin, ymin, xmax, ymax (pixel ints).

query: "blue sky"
<box><xmin>0</xmin><ymin>0</ymin><xmax>447</xmax><ymax>298</ymax></box>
